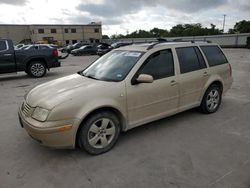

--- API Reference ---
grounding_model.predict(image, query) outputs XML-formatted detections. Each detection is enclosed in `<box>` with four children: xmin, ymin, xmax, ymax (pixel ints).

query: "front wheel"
<box><xmin>199</xmin><ymin>85</ymin><xmax>222</xmax><ymax>114</ymax></box>
<box><xmin>77</xmin><ymin>111</ymin><xmax>120</xmax><ymax>155</ymax></box>
<box><xmin>27</xmin><ymin>61</ymin><xmax>46</xmax><ymax>78</ymax></box>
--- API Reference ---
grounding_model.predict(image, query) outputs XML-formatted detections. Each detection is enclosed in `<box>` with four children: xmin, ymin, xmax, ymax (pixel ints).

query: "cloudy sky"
<box><xmin>0</xmin><ymin>0</ymin><xmax>249</xmax><ymax>36</ymax></box>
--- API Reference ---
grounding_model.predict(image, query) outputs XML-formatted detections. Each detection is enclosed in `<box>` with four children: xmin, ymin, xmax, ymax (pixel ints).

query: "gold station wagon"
<box><xmin>18</xmin><ymin>41</ymin><xmax>233</xmax><ymax>155</ymax></box>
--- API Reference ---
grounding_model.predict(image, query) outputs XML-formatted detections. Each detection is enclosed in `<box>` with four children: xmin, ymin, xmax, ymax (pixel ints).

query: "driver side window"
<box><xmin>139</xmin><ymin>49</ymin><xmax>174</xmax><ymax>80</ymax></box>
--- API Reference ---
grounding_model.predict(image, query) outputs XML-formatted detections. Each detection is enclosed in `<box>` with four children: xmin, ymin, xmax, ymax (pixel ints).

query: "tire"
<box><xmin>199</xmin><ymin>85</ymin><xmax>222</xmax><ymax>114</ymax></box>
<box><xmin>27</xmin><ymin>61</ymin><xmax>46</xmax><ymax>78</ymax></box>
<box><xmin>77</xmin><ymin>111</ymin><xmax>120</xmax><ymax>155</ymax></box>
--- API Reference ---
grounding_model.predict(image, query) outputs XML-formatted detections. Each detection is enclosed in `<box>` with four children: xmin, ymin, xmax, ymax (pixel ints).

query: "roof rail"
<box><xmin>146</xmin><ymin>39</ymin><xmax>212</xmax><ymax>50</ymax></box>
<box><xmin>146</xmin><ymin>38</ymin><xmax>168</xmax><ymax>50</ymax></box>
<box><xmin>173</xmin><ymin>39</ymin><xmax>212</xmax><ymax>43</ymax></box>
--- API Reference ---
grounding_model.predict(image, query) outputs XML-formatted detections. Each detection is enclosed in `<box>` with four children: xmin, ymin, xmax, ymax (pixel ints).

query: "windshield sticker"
<box><xmin>117</xmin><ymin>74</ymin><xmax>123</xmax><ymax>78</ymax></box>
<box><xmin>124</xmin><ymin>52</ymin><xmax>141</xmax><ymax>57</ymax></box>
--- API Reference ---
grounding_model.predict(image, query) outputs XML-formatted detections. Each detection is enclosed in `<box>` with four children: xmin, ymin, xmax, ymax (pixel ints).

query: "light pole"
<box><xmin>223</xmin><ymin>14</ymin><xmax>226</xmax><ymax>33</ymax></box>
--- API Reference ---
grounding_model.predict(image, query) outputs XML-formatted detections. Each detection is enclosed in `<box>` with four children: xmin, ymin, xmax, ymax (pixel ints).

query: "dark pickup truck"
<box><xmin>0</xmin><ymin>39</ymin><xmax>60</xmax><ymax>78</ymax></box>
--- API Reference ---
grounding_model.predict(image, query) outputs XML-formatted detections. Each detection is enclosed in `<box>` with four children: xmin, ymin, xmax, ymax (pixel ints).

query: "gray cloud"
<box><xmin>231</xmin><ymin>0</ymin><xmax>250</xmax><ymax>11</ymax></box>
<box><xmin>0</xmin><ymin>0</ymin><xmax>26</xmax><ymax>5</ymax></box>
<box><xmin>77</xmin><ymin>0</ymin><xmax>228</xmax><ymax>18</ymax></box>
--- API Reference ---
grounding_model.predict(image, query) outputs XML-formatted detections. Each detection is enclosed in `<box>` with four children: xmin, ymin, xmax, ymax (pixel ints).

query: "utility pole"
<box><xmin>223</xmin><ymin>14</ymin><xmax>226</xmax><ymax>33</ymax></box>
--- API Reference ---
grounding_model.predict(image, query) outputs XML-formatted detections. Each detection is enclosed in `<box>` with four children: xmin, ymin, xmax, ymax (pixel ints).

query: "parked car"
<box><xmin>111</xmin><ymin>42</ymin><xmax>132</xmax><ymax>48</ymax></box>
<box><xmin>96</xmin><ymin>43</ymin><xmax>112</xmax><ymax>56</ymax></box>
<box><xmin>0</xmin><ymin>39</ymin><xmax>60</xmax><ymax>78</ymax></box>
<box><xmin>16</xmin><ymin>45</ymin><xmax>31</xmax><ymax>50</ymax></box>
<box><xmin>18</xmin><ymin>41</ymin><xmax>233</xmax><ymax>154</ymax></box>
<box><xmin>97</xmin><ymin>42</ymin><xmax>132</xmax><ymax>56</ymax></box>
<box><xmin>14</xmin><ymin>44</ymin><xmax>25</xmax><ymax>50</ymax></box>
<box><xmin>71</xmin><ymin>45</ymin><xmax>97</xmax><ymax>56</ymax></box>
<box><xmin>61</xmin><ymin>42</ymin><xmax>90</xmax><ymax>54</ymax></box>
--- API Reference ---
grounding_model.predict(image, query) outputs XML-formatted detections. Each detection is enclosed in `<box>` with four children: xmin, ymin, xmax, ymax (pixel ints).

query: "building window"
<box><xmin>71</xmin><ymin>28</ymin><xmax>76</xmax><ymax>33</ymax></box>
<box><xmin>64</xmin><ymin>28</ymin><xmax>68</xmax><ymax>33</ymax></box>
<box><xmin>38</xmin><ymin>28</ymin><xmax>44</xmax><ymax>34</ymax></box>
<box><xmin>51</xmin><ymin>29</ymin><xmax>57</xmax><ymax>33</ymax></box>
<box><xmin>94</xmin><ymin>28</ymin><xmax>100</xmax><ymax>33</ymax></box>
<box><xmin>72</xmin><ymin>40</ymin><xmax>77</xmax><ymax>44</ymax></box>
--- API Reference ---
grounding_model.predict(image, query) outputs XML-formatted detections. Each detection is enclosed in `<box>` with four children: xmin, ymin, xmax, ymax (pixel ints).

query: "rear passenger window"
<box><xmin>176</xmin><ymin>47</ymin><xmax>204</xmax><ymax>74</ymax></box>
<box><xmin>139</xmin><ymin>49</ymin><xmax>174</xmax><ymax>80</ymax></box>
<box><xmin>200</xmin><ymin>46</ymin><xmax>228</xmax><ymax>67</ymax></box>
<box><xmin>0</xmin><ymin>41</ymin><xmax>7</xmax><ymax>51</ymax></box>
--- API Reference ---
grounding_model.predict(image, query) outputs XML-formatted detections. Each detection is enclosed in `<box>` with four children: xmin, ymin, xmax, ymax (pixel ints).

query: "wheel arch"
<box><xmin>75</xmin><ymin>106</ymin><xmax>127</xmax><ymax>147</ymax></box>
<box><xmin>200</xmin><ymin>78</ymin><xmax>224</xmax><ymax>103</ymax></box>
<box><xmin>25</xmin><ymin>58</ymin><xmax>48</xmax><ymax>72</ymax></box>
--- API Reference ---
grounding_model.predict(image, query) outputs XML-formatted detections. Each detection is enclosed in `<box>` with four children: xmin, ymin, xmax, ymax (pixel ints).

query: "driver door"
<box><xmin>0</xmin><ymin>40</ymin><xmax>15</xmax><ymax>74</ymax></box>
<box><xmin>126</xmin><ymin>49</ymin><xmax>179</xmax><ymax>128</ymax></box>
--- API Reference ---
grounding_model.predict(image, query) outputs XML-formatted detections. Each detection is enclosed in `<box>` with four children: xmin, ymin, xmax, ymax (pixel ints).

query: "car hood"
<box><xmin>26</xmin><ymin>73</ymin><xmax>115</xmax><ymax>109</ymax></box>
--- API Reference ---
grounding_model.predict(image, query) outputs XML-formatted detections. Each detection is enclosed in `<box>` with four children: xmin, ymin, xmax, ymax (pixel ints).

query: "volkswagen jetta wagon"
<box><xmin>18</xmin><ymin>41</ymin><xmax>233</xmax><ymax>155</ymax></box>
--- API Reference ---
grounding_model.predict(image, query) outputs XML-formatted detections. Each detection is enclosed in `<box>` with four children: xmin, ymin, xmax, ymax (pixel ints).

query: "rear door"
<box><xmin>84</xmin><ymin>46</ymin><xmax>93</xmax><ymax>54</ymax></box>
<box><xmin>0</xmin><ymin>40</ymin><xmax>16</xmax><ymax>74</ymax></box>
<box><xmin>175</xmin><ymin>46</ymin><xmax>209</xmax><ymax>111</ymax></box>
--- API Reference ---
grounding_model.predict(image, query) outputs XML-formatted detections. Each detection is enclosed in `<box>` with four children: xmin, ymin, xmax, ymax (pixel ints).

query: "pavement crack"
<box><xmin>68</xmin><ymin>154</ymin><xmax>97</xmax><ymax>188</ymax></box>
<box><xmin>208</xmin><ymin>170</ymin><xmax>233</xmax><ymax>187</ymax></box>
<box><xmin>208</xmin><ymin>158</ymin><xmax>250</xmax><ymax>187</ymax></box>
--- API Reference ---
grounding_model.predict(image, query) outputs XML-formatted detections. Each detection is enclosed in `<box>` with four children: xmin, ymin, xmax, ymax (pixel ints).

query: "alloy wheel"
<box><xmin>206</xmin><ymin>89</ymin><xmax>220</xmax><ymax>112</ymax></box>
<box><xmin>87</xmin><ymin>118</ymin><xmax>116</xmax><ymax>149</ymax></box>
<box><xmin>30</xmin><ymin>63</ymin><xmax>45</xmax><ymax>77</ymax></box>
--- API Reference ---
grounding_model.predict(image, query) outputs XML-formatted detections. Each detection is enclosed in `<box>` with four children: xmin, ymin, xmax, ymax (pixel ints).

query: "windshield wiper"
<box><xmin>84</xmin><ymin>74</ymin><xmax>100</xmax><ymax>80</ymax></box>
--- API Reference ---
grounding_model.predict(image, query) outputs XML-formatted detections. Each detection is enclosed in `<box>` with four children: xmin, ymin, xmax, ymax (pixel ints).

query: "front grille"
<box><xmin>22</xmin><ymin>102</ymin><xmax>34</xmax><ymax>117</ymax></box>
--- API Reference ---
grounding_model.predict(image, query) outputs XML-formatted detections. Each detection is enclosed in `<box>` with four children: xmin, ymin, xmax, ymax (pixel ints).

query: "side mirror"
<box><xmin>136</xmin><ymin>74</ymin><xmax>154</xmax><ymax>84</ymax></box>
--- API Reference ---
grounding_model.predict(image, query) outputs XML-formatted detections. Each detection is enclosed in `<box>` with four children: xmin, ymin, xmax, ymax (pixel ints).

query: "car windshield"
<box><xmin>111</xmin><ymin>43</ymin><xmax>118</xmax><ymax>48</ymax></box>
<box><xmin>80</xmin><ymin>46</ymin><xmax>87</xmax><ymax>49</ymax></box>
<box><xmin>81</xmin><ymin>50</ymin><xmax>144</xmax><ymax>82</ymax></box>
<box><xmin>72</xmin><ymin>43</ymin><xmax>79</xmax><ymax>47</ymax></box>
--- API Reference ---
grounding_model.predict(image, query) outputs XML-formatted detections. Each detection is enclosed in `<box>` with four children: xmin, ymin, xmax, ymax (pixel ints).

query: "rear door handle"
<box><xmin>203</xmin><ymin>71</ymin><xmax>208</xmax><ymax>77</ymax></box>
<box><xmin>170</xmin><ymin>80</ymin><xmax>177</xmax><ymax>86</ymax></box>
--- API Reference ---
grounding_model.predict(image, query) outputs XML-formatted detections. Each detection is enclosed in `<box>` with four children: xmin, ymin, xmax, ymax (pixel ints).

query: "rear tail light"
<box><xmin>229</xmin><ymin>63</ymin><xmax>232</xmax><ymax>77</ymax></box>
<box><xmin>52</xmin><ymin>50</ymin><xmax>58</xmax><ymax>57</ymax></box>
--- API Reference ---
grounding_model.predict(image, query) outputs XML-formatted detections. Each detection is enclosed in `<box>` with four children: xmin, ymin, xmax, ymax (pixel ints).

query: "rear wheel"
<box><xmin>27</xmin><ymin>61</ymin><xmax>46</xmax><ymax>78</ymax></box>
<box><xmin>77</xmin><ymin>111</ymin><xmax>120</xmax><ymax>155</ymax></box>
<box><xmin>199</xmin><ymin>85</ymin><xmax>222</xmax><ymax>113</ymax></box>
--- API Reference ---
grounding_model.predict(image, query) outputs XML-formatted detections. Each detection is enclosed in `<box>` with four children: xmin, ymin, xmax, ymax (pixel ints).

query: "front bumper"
<box><xmin>18</xmin><ymin>105</ymin><xmax>80</xmax><ymax>149</ymax></box>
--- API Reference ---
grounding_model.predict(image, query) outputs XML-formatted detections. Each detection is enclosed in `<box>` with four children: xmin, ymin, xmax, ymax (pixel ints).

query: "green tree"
<box><xmin>233</xmin><ymin>20</ymin><xmax>250</xmax><ymax>33</ymax></box>
<box><xmin>102</xmin><ymin>35</ymin><xmax>110</xmax><ymax>39</ymax></box>
<box><xmin>150</xmin><ymin>28</ymin><xmax>169</xmax><ymax>37</ymax></box>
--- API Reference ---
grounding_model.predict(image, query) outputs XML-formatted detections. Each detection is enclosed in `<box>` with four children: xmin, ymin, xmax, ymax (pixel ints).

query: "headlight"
<box><xmin>32</xmin><ymin>107</ymin><xmax>49</xmax><ymax>122</ymax></box>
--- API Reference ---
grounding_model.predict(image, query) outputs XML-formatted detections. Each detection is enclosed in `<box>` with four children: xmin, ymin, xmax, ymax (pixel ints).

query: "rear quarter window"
<box><xmin>200</xmin><ymin>46</ymin><xmax>228</xmax><ymax>67</ymax></box>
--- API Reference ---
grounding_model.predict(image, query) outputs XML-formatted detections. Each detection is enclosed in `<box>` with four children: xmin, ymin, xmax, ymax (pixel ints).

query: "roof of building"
<box><xmin>0</xmin><ymin>23</ymin><xmax>101</xmax><ymax>27</ymax></box>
